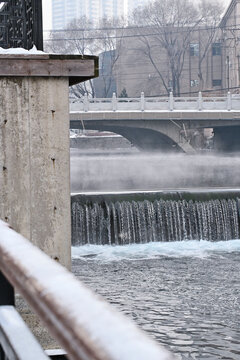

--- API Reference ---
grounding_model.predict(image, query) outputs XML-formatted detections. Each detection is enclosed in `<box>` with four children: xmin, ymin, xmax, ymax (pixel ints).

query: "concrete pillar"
<box><xmin>0</xmin><ymin>77</ymin><xmax>71</xmax><ymax>268</ymax></box>
<box><xmin>0</xmin><ymin>54</ymin><xmax>98</xmax><ymax>269</ymax></box>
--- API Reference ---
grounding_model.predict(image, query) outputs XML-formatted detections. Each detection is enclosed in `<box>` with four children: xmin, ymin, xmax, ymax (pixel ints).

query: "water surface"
<box><xmin>72</xmin><ymin>241</ymin><xmax>240</xmax><ymax>360</ymax></box>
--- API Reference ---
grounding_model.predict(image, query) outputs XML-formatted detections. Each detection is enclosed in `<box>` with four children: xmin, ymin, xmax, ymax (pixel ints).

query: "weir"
<box><xmin>71</xmin><ymin>190</ymin><xmax>240</xmax><ymax>246</ymax></box>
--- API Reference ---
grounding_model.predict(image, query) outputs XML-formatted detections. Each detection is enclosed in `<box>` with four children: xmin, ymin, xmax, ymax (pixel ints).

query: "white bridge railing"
<box><xmin>70</xmin><ymin>92</ymin><xmax>240</xmax><ymax>112</ymax></box>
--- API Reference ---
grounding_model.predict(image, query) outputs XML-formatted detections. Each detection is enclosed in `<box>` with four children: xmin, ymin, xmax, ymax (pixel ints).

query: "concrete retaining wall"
<box><xmin>70</xmin><ymin>135</ymin><xmax>134</xmax><ymax>150</ymax></box>
<box><xmin>72</xmin><ymin>189</ymin><xmax>240</xmax><ymax>206</ymax></box>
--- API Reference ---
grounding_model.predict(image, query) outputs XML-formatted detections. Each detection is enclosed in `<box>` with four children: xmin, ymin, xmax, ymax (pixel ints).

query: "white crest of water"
<box><xmin>72</xmin><ymin>239</ymin><xmax>240</xmax><ymax>262</ymax></box>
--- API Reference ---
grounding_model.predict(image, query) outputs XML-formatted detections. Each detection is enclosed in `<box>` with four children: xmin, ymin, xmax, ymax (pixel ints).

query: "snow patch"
<box><xmin>0</xmin><ymin>46</ymin><xmax>46</xmax><ymax>55</ymax></box>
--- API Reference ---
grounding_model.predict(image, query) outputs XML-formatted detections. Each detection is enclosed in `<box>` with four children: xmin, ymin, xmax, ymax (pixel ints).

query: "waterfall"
<box><xmin>71</xmin><ymin>198</ymin><xmax>240</xmax><ymax>246</ymax></box>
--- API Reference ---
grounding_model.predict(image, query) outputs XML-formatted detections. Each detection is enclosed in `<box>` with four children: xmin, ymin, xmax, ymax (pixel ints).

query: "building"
<box><xmin>52</xmin><ymin>0</ymin><xmax>85</xmax><ymax>29</ymax></box>
<box><xmin>93</xmin><ymin>50</ymin><xmax>117</xmax><ymax>97</ymax></box>
<box><xmin>219</xmin><ymin>0</ymin><xmax>240</xmax><ymax>92</ymax></box>
<box><xmin>52</xmin><ymin>0</ymin><xmax>126</xmax><ymax>29</ymax></box>
<box><xmin>51</xmin><ymin>0</ymin><xmax>240</xmax><ymax>98</ymax></box>
<box><xmin>114</xmin><ymin>0</ymin><xmax>240</xmax><ymax>97</ymax></box>
<box><xmin>115</xmin><ymin>27</ymin><xmax>223</xmax><ymax>97</ymax></box>
<box><xmin>52</xmin><ymin>0</ymin><xmax>151</xmax><ymax>29</ymax></box>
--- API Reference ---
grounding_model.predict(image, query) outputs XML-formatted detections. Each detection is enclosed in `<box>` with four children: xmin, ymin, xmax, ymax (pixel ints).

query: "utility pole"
<box><xmin>226</xmin><ymin>55</ymin><xmax>230</xmax><ymax>91</ymax></box>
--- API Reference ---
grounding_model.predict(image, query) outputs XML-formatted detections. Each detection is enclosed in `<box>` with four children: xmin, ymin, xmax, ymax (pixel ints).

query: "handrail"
<box><xmin>69</xmin><ymin>91</ymin><xmax>239</xmax><ymax>112</ymax></box>
<box><xmin>0</xmin><ymin>306</ymin><xmax>49</xmax><ymax>360</ymax></box>
<box><xmin>0</xmin><ymin>221</ymin><xmax>174</xmax><ymax>360</ymax></box>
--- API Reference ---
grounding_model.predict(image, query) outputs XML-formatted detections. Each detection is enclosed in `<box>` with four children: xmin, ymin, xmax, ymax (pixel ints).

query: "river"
<box><xmin>70</xmin><ymin>149</ymin><xmax>240</xmax><ymax>359</ymax></box>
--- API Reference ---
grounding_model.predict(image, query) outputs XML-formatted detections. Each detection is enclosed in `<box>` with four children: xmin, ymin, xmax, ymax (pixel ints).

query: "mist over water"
<box><xmin>70</xmin><ymin>149</ymin><xmax>240</xmax><ymax>193</ymax></box>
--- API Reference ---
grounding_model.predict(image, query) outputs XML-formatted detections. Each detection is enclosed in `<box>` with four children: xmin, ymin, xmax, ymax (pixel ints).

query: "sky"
<box><xmin>42</xmin><ymin>0</ymin><xmax>232</xmax><ymax>31</ymax></box>
<box><xmin>42</xmin><ymin>0</ymin><xmax>52</xmax><ymax>30</ymax></box>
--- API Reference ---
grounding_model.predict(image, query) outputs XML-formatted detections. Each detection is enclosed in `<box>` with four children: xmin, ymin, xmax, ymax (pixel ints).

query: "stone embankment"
<box><xmin>70</xmin><ymin>134</ymin><xmax>137</xmax><ymax>151</ymax></box>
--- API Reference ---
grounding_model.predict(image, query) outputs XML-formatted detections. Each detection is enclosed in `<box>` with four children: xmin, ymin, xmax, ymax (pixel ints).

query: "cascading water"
<box><xmin>71</xmin><ymin>197</ymin><xmax>240</xmax><ymax>246</ymax></box>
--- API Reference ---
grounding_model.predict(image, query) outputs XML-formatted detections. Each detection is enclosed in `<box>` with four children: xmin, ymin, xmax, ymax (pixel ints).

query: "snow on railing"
<box><xmin>70</xmin><ymin>91</ymin><xmax>240</xmax><ymax>112</ymax></box>
<box><xmin>0</xmin><ymin>221</ymin><xmax>174</xmax><ymax>360</ymax></box>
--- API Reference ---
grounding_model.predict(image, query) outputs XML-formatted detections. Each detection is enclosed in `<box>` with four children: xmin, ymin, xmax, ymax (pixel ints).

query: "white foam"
<box><xmin>72</xmin><ymin>240</ymin><xmax>240</xmax><ymax>262</ymax></box>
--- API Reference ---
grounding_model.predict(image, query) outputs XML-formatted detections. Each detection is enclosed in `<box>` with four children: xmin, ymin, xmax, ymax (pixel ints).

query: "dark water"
<box><xmin>72</xmin><ymin>250</ymin><xmax>240</xmax><ymax>359</ymax></box>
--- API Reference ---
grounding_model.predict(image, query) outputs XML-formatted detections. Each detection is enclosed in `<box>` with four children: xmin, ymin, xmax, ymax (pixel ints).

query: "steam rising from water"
<box><xmin>71</xmin><ymin>150</ymin><xmax>240</xmax><ymax>193</ymax></box>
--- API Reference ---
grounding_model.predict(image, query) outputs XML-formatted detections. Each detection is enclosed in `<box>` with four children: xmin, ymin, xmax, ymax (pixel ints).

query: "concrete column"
<box><xmin>0</xmin><ymin>53</ymin><xmax>98</xmax><ymax>270</ymax></box>
<box><xmin>0</xmin><ymin>77</ymin><xmax>71</xmax><ymax>268</ymax></box>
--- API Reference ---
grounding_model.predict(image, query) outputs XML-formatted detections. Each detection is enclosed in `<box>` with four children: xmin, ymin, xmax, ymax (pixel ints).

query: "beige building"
<box><xmin>115</xmin><ymin>0</ymin><xmax>240</xmax><ymax>97</ymax></box>
<box><xmin>220</xmin><ymin>0</ymin><xmax>240</xmax><ymax>91</ymax></box>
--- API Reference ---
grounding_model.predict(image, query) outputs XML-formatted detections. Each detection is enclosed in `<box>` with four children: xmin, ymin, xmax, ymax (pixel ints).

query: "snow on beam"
<box><xmin>0</xmin><ymin>221</ymin><xmax>175</xmax><ymax>360</ymax></box>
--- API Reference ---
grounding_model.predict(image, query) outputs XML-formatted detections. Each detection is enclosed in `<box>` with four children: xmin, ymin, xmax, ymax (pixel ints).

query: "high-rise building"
<box><xmin>86</xmin><ymin>0</ymin><xmax>125</xmax><ymax>23</ymax></box>
<box><xmin>52</xmin><ymin>0</ymin><xmax>126</xmax><ymax>29</ymax></box>
<box><xmin>52</xmin><ymin>0</ymin><xmax>86</xmax><ymax>29</ymax></box>
<box><xmin>52</xmin><ymin>0</ymin><xmax>150</xmax><ymax>29</ymax></box>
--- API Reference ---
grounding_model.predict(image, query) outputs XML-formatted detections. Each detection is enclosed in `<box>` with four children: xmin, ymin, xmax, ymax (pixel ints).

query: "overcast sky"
<box><xmin>42</xmin><ymin>0</ymin><xmax>52</xmax><ymax>30</ymax></box>
<box><xmin>42</xmin><ymin>0</ymin><xmax>232</xmax><ymax>31</ymax></box>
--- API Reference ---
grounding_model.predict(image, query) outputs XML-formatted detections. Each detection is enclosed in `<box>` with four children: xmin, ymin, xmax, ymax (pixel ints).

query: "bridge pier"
<box><xmin>0</xmin><ymin>54</ymin><xmax>98</xmax><ymax>269</ymax></box>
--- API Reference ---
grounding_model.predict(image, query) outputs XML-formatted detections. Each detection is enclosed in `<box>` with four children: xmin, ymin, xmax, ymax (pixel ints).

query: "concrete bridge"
<box><xmin>70</xmin><ymin>92</ymin><xmax>240</xmax><ymax>152</ymax></box>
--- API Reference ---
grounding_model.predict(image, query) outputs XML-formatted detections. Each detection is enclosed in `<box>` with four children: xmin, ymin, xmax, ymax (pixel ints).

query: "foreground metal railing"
<box><xmin>70</xmin><ymin>91</ymin><xmax>240</xmax><ymax>112</ymax></box>
<box><xmin>0</xmin><ymin>221</ymin><xmax>174</xmax><ymax>360</ymax></box>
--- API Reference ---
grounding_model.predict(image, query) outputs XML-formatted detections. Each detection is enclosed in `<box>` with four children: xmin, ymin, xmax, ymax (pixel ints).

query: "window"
<box><xmin>190</xmin><ymin>79</ymin><xmax>199</xmax><ymax>87</ymax></box>
<box><xmin>212</xmin><ymin>43</ymin><xmax>221</xmax><ymax>56</ymax></box>
<box><xmin>190</xmin><ymin>43</ymin><xmax>199</xmax><ymax>56</ymax></box>
<box><xmin>212</xmin><ymin>79</ymin><xmax>222</xmax><ymax>87</ymax></box>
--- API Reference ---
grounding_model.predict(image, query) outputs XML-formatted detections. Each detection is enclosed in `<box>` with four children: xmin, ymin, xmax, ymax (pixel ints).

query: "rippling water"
<box><xmin>72</xmin><ymin>241</ymin><xmax>240</xmax><ymax>359</ymax></box>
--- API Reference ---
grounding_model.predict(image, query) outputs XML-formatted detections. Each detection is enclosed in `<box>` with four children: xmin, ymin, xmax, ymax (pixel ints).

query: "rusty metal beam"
<box><xmin>0</xmin><ymin>221</ymin><xmax>174</xmax><ymax>360</ymax></box>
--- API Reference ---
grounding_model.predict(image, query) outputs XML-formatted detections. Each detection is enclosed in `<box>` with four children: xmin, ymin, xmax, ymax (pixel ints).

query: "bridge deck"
<box><xmin>70</xmin><ymin>110</ymin><xmax>240</xmax><ymax>127</ymax></box>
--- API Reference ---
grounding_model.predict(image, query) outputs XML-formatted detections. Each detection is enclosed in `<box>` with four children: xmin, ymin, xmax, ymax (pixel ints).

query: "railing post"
<box><xmin>112</xmin><ymin>92</ymin><xmax>117</xmax><ymax>112</ymax></box>
<box><xmin>0</xmin><ymin>271</ymin><xmax>14</xmax><ymax>306</ymax></box>
<box><xmin>227</xmin><ymin>91</ymin><xmax>232</xmax><ymax>111</ymax></box>
<box><xmin>140</xmin><ymin>92</ymin><xmax>145</xmax><ymax>111</ymax></box>
<box><xmin>198</xmin><ymin>91</ymin><xmax>203</xmax><ymax>111</ymax></box>
<box><xmin>83</xmin><ymin>93</ymin><xmax>89</xmax><ymax>112</ymax></box>
<box><xmin>169</xmin><ymin>92</ymin><xmax>174</xmax><ymax>111</ymax></box>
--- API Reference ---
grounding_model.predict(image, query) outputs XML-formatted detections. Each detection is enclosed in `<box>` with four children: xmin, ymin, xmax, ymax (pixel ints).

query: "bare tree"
<box><xmin>94</xmin><ymin>17</ymin><xmax>124</xmax><ymax>98</ymax></box>
<box><xmin>45</xmin><ymin>16</ymin><xmax>97</xmax><ymax>98</ymax></box>
<box><xmin>131</xmin><ymin>0</ymin><xmax>223</xmax><ymax>96</ymax></box>
<box><xmin>46</xmin><ymin>16</ymin><xmax>124</xmax><ymax>98</ymax></box>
